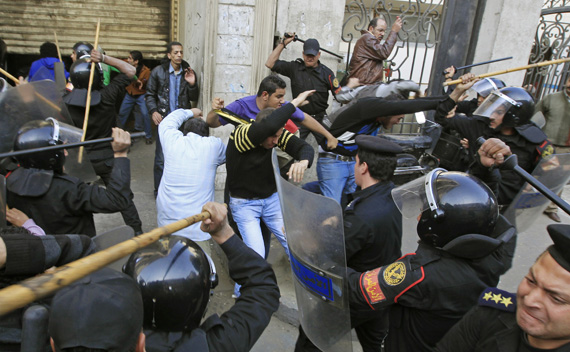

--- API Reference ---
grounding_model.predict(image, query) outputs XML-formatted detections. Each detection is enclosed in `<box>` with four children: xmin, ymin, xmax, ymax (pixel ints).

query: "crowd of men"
<box><xmin>0</xmin><ymin>13</ymin><xmax>569</xmax><ymax>352</ymax></box>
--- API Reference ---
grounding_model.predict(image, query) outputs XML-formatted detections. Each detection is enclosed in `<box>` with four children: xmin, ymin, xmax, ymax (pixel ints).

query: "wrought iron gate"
<box><xmin>341</xmin><ymin>0</ymin><xmax>445</xmax><ymax>86</ymax></box>
<box><xmin>523</xmin><ymin>0</ymin><xmax>570</xmax><ymax>100</ymax></box>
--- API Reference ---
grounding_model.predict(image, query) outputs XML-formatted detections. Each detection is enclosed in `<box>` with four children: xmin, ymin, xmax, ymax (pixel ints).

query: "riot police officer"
<box><xmin>347</xmin><ymin>167</ymin><xmax>517</xmax><ymax>351</ymax></box>
<box><xmin>6</xmin><ymin>123</ymin><xmax>133</xmax><ymax>237</ymax></box>
<box><xmin>124</xmin><ymin>202</ymin><xmax>280</xmax><ymax>351</ymax></box>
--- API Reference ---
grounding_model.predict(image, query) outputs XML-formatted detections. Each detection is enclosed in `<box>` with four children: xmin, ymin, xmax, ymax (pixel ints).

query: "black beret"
<box><xmin>547</xmin><ymin>224</ymin><xmax>570</xmax><ymax>273</ymax></box>
<box><xmin>355</xmin><ymin>135</ymin><xmax>403</xmax><ymax>155</ymax></box>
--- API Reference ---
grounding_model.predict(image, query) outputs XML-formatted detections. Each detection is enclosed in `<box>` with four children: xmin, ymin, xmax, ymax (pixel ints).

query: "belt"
<box><xmin>318</xmin><ymin>152</ymin><xmax>355</xmax><ymax>162</ymax></box>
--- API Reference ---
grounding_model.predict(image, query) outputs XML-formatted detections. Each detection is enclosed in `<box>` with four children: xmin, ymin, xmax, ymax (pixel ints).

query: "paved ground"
<box><xmin>93</xmin><ymin>132</ymin><xmax>570</xmax><ymax>351</ymax></box>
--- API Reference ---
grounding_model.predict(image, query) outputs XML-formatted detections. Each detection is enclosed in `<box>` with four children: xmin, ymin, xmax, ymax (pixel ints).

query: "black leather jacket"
<box><xmin>145</xmin><ymin>59</ymin><xmax>199</xmax><ymax>117</ymax></box>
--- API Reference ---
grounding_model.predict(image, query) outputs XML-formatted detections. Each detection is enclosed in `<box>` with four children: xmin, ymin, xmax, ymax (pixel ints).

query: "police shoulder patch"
<box><xmin>333</xmin><ymin>78</ymin><xmax>340</xmax><ymax>88</ymax></box>
<box><xmin>478</xmin><ymin>287</ymin><xmax>516</xmax><ymax>312</ymax></box>
<box><xmin>383</xmin><ymin>261</ymin><xmax>407</xmax><ymax>286</ymax></box>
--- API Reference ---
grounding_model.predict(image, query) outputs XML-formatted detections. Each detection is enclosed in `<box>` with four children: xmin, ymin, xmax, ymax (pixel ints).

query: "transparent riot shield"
<box><xmin>272</xmin><ymin>151</ymin><xmax>352</xmax><ymax>352</ymax></box>
<box><xmin>0</xmin><ymin>80</ymin><xmax>96</xmax><ymax>181</ymax></box>
<box><xmin>503</xmin><ymin>153</ymin><xmax>570</xmax><ymax>231</ymax></box>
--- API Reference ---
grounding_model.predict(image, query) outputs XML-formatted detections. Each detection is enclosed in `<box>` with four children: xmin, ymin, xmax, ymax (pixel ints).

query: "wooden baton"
<box><xmin>443</xmin><ymin>57</ymin><xmax>570</xmax><ymax>86</ymax></box>
<box><xmin>0</xmin><ymin>210</ymin><xmax>212</xmax><ymax>316</ymax></box>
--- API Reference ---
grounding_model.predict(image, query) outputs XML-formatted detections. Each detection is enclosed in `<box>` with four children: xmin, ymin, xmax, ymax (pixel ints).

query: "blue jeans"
<box><xmin>317</xmin><ymin>156</ymin><xmax>356</xmax><ymax>205</ymax></box>
<box><xmin>117</xmin><ymin>93</ymin><xmax>152</xmax><ymax>139</ymax></box>
<box><xmin>230</xmin><ymin>192</ymin><xmax>289</xmax><ymax>297</ymax></box>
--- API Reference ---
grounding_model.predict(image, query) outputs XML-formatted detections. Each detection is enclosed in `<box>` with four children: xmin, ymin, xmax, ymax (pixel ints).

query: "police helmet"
<box><xmin>124</xmin><ymin>236</ymin><xmax>218</xmax><ymax>332</ymax></box>
<box><xmin>72</xmin><ymin>42</ymin><xmax>93</xmax><ymax>60</ymax></box>
<box><xmin>473</xmin><ymin>87</ymin><xmax>535</xmax><ymax>128</ymax></box>
<box><xmin>70</xmin><ymin>58</ymin><xmax>103</xmax><ymax>90</ymax></box>
<box><xmin>392</xmin><ymin>168</ymin><xmax>499</xmax><ymax>248</ymax></box>
<box><xmin>14</xmin><ymin>118</ymin><xmax>65</xmax><ymax>171</ymax></box>
<box><xmin>471</xmin><ymin>77</ymin><xmax>506</xmax><ymax>98</ymax></box>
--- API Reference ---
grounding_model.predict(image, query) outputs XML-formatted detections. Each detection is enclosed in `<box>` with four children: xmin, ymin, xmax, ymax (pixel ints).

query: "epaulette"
<box><xmin>515</xmin><ymin>123</ymin><xmax>548</xmax><ymax>144</ymax></box>
<box><xmin>478</xmin><ymin>287</ymin><xmax>516</xmax><ymax>312</ymax></box>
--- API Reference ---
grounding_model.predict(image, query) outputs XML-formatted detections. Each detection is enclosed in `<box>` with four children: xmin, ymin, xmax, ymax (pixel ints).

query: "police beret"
<box><xmin>355</xmin><ymin>135</ymin><xmax>403</xmax><ymax>155</ymax></box>
<box><xmin>547</xmin><ymin>224</ymin><xmax>570</xmax><ymax>272</ymax></box>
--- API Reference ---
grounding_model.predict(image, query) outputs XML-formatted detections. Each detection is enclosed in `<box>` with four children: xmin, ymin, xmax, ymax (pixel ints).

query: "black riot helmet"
<box><xmin>14</xmin><ymin>118</ymin><xmax>83</xmax><ymax>172</ymax></box>
<box><xmin>474</xmin><ymin>87</ymin><xmax>535</xmax><ymax>128</ymax></box>
<box><xmin>124</xmin><ymin>236</ymin><xmax>218</xmax><ymax>332</ymax></box>
<box><xmin>70</xmin><ymin>58</ymin><xmax>103</xmax><ymax>90</ymax></box>
<box><xmin>72</xmin><ymin>42</ymin><xmax>93</xmax><ymax>60</ymax></box>
<box><xmin>392</xmin><ymin>168</ymin><xmax>499</xmax><ymax>248</ymax></box>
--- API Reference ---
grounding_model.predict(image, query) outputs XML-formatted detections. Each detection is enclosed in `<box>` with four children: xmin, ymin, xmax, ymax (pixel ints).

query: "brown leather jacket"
<box><xmin>348</xmin><ymin>31</ymin><xmax>399</xmax><ymax>85</ymax></box>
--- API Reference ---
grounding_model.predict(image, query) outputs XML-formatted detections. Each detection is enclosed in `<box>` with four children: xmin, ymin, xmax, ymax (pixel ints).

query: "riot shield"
<box><xmin>503</xmin><ymin>153</ymin><xmax>570</xmax><ymax>231</ymax></box>
<box><xmin>0</xmin><ymin>80</ymin><xmax>96</xmax><ymax>181</ymax></box>
<box><xmin>272</xmin><ymin>151</ymin><xmax>352</xmax><ymax>352</ymax></box>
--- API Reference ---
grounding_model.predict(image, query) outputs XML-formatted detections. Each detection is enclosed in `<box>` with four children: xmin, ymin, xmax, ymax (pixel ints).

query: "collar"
<box><xmin>346</xmin><ymin>180</ymin><xmax>394</xmax><ymax>209</ymax></box>
<box><xmin>296</xmin><ymin>59</ymin><xmax>322</xmax><ymax>72</ymax></box>
<box><xmin>169</xmin><ymin>63</ymin><xmax>181</xmax><ymax>75</ymax></box>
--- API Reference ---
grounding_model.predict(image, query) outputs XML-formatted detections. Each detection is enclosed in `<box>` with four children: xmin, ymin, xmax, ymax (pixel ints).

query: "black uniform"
<box><xmin>435</xmin><ymin>113</ymin><xmax>554</xmax><ymax>206</ymax></box>
<box><xmin>143</xmin><ymin>235</ymin><xmax>280</xmax><ymax>352</ymax></box>
<box><xmin>64</xmin><ymin>73</ymin><xmax>142</xmax><ymax>233</ymax></box>
<box><xmin>6</xmin><ymin>158</ymin><xmax>132</xmax><ymax>237</ymax></box>
<box><xmin>436</xmin><ymin>287</ymin><xmax>570</xmax><ymax>351</ymax></box>
<box><xmin>348</xmin><ymin>216</ymin><xmax>517</xmax><ymax>351</ymax></box>
<box><xmin>272</xmin><ymin>59</ymin><xmax>340</xmax><ymax>140</ymax></box>
<box><xmin>296</xmin><ymin>181</ymin><xmax>403</xmax><ymax>351</ymax></box>
<box><xmin>0</xmin><ymin>232</ymin><xmax>96</xmax><ymax>351</ymax></box>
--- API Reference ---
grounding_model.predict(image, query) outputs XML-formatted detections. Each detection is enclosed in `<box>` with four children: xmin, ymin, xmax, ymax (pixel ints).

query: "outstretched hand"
<box><xmin>291</xmin><ymin>90</ymin><xmax>315</xmax><ymax>108</ymax></box>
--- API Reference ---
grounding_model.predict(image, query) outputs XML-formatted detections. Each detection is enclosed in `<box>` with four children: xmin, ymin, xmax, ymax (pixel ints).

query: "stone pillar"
<box><xmin>471</xmin><ymin>0</ymin><xmax>543</xmax><ymax>86</ymax></box>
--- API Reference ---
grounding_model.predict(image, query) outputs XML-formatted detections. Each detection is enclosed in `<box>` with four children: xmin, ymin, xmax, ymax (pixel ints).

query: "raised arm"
<box><xmin>265</xmin><ymin>32</ymin><xmax>295</xmax><ymax>70</ymax></box>
<box><xmin>90</xmin><ymin>50</ymin><xmax>135</xmax><ymax>79</ymax></box>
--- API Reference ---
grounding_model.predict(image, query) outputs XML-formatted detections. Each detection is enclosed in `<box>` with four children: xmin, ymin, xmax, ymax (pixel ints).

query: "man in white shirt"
<box><xmin>156</xmin><ymin>108</ymin><xmax>226</xmax><ymax>255</ymax></box>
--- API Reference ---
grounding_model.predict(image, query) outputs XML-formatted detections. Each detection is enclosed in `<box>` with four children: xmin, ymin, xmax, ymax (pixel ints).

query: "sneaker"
<box><xmin>145</xmin><ymin>138</ymin><xmax>153</xmax><ymax>145</ymax></box>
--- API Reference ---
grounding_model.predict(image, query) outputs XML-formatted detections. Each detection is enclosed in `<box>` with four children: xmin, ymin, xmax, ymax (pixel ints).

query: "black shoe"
<box><xmin>145</xmin><ymin>138</ymin><xmax>153</xmax><ymax>145</ymax></box>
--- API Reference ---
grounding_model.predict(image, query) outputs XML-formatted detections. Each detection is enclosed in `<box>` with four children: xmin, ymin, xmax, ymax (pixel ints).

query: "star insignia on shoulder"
<box><xmin>501</xmin><ymin>296</ymin><xmax>513</xmax><ymax>308</ymax></box>
<box><xmin>492</xmin><ymin>293</ymin><xmax>502</xmax><ymax>303</ymax></box>
<box><xmin>478</xmin><ymin>287</ymin><xmax>517</xmax><ymax>313</ymax></box>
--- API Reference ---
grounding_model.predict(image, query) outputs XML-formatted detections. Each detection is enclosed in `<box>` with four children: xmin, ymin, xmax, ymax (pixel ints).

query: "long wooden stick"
<box><xmin>443</xmin><ymin>57</ymin><xmax>570</xmax><ymax>86</ymax></box>
<box><xmin>0</xmin><ymin>210</ymin><xmax>211</xmax><ymax>316</ymax></box>
<box><xmin>0</xmin><ymin>67</ymin><xmax>61</xmax><ymax>112</ymax></box>
<box><xmin>53</xmin><ymin>31</ymin><xmax>63</xmax><ymax>62</ymax></box>
<box><xmin>78</xmin><ymin>18</ymin><xmax>101</xmax><ymax>163</ymax></box>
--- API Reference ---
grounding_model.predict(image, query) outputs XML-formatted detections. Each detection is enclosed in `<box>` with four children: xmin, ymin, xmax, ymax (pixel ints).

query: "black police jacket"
<box><xmin>145</xmin><ymin>60</ymin><xmax>199</xmax><ymax>117</ymax></box>
<box><xmin>436</xmin><ymin>288</ymin><xmax>570</xmax><ymax>351</ymax></box>
<box><xmin>144</xmin><ymin>235</ymin><xmax>280</xmax><ymax>352</ymax></box>
<box><xmin>344</xmin><ymin>181</ymin><xmax>402</xmax><ymax>272</ymax></box>
<box><xmin>6</xmin><ymin>158</ymin><xmax>132</xmax><ymax>237</ymax></box>
<box><xmin>348</xmin><ymin>216</ymin><xmax>517</xmax><ymax>351</ymax></box>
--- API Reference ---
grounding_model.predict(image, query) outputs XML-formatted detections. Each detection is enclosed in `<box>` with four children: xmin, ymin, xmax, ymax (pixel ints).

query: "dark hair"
<box><xmin>130</xmin><ymin>50</ymin><xmax>143</xmax><ymax>76</ymax></box>
<box><xmin>167</xmin><ymin>41</ymin><xmax>183</xmax><ymax>54</ymax></box>
<box><xmin>368</xmin><ymin>17</ymin><xmax>384</xmax><ymax>30</ymax></box>
<box><xmin>39</xmin><ymin>42</ymin><xmax>58</xmax><ymax>58</ymax></box>
<box><xmin>356</xmin><ymin>148</ymin><xmax>397</xmax><ymax>182</ymax></box>
<box><xmin>255</xmin><ymin>108</ymin><xmax>276</xmax><ymax>123</ymax></box>
<box><xmin>182</xmin><ymin>117</ymin><xmax>209</xmax><ymax>137</ymax></box>
<box><xmin>257</xmin><ymin>75</ymin><xmax>286</xmax><ymax>97</ymax></box>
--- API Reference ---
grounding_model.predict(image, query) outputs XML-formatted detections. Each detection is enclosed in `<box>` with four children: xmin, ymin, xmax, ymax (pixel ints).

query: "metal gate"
<box><xmin>523</xmin><ymin>0</ymin><xmax>570</xmax><ymax>100</ymax></box>
<box><xmin>341</xmin><ymin>0</ymin><xmax>445</xmax><ymax>87</ymax></box>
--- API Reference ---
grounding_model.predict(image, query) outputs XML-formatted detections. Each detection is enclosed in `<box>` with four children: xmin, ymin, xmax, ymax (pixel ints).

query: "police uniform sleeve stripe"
<box><xmin>277</xmin><ymin>130</ymin><xmax>294</xmax><ymax>150</ymax></box>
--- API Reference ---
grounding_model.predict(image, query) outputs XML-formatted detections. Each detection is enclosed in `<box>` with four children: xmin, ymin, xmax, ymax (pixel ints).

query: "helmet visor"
<box><xmin>391</xmin><ymin>174</ymin><xmax>431</xmax><ymax>218</ymax></box>
<box><xmin>473</xmin><ymin>91</ymin><xmax>516</xmax><ymax>119</ymax></box>
<box><xmin>47</xmin><ymin>117</ymin><xmax>83</xmax><ymax>144</ymax></box>
<box><xmin>471</xmin><ymin>78</ymin><xmax>501</xmax><ymax>98</ymax></box>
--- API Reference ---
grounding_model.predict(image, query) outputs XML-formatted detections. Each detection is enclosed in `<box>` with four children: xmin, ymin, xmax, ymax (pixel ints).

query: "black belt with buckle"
<box><xmin>318</xmin><ymin>152</ymin><xmax>355</xmax><ymax>162</ymax></box>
